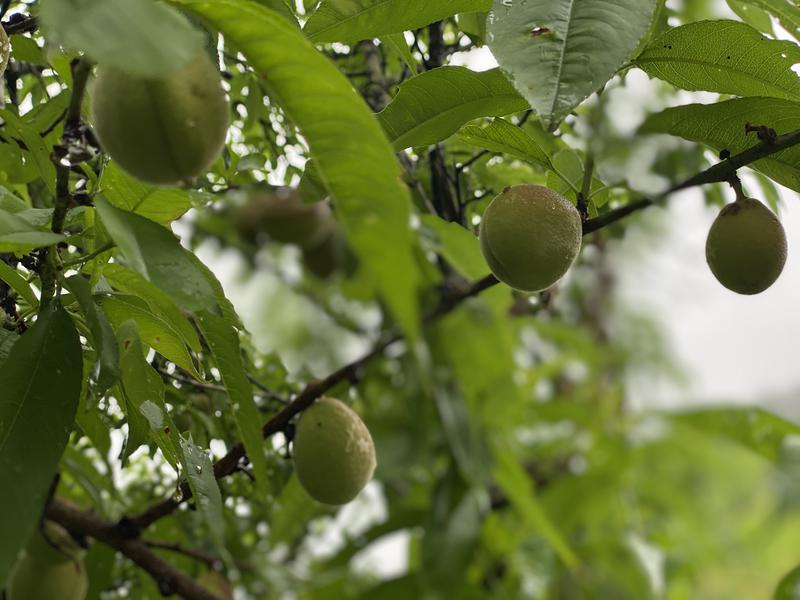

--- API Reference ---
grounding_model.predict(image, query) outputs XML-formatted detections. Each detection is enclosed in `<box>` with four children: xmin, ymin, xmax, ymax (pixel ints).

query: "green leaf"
<box><xmin>378</xmin><ymin>67</ymin><xmax>528</xmax><ymax>151</ymax></box>
<box><xmin>84</xmin><ymin>543</ymin><xmax>116</xmax><ymax>600</ymax></box>
<box><xmin>727</xmin><ymin>0</ymin><xmax>776</xmax><ymax>36</ymax></box>
<box><xmin>99</xmin><ymin>162</ymin><xmax>194</xmax><ymax>225</ymax></box>
<box><xmin>458</xmin><ymin>12</ymin><xmax>488</xmax><ymax>45</ymax></box>
<box><xmin>672</xmin><ymin>407</ymin><xmax>800</xmax><ymax>463</ymax></box>
<box><xmin>65</xmin><ymin>275</ymin><xmax>121</xmax><ymax>394</ymax></box>
<box><xmin>422</xmin><ymin>476</ymin><xmax>484</xmax><ymax>590</ymax></box>
<box><xmin>732</xmin><ymin>0</ymin><xmax>800</xmax><ymax>41</ymax></box>
<box><xmin>419</xmin><ymin>214</ymin><xmax>488</xmax><ymax>280</ymax></box>
<box><xmin>177</xmin><ymin>0</ymin><xmax>420</xmax><ymax>338</ymax></box>
<box><xmin>492</xmin><ymin>447</ymin><xmax>578</xmax><ymax>567</ymax></box>
<box><xmin>457</xmin><ymin>117</ymin><xmax>549</xmax><ymax>169</ymax></box>
<box><xmin>179</xmin><ymin>437</ymin><xmax>225</xmax><ymax>548</ymax></box>
<box><xmin>98</xmin><ymin>264</ymin><xmax>202</xmax><ymax>353</ymax></box>
<box><xmin>487</xmin><ymin>0</ymin><xmax>658</xmax><ymax>130</ymax></box>
<box><xmin>196</xmin><ymin>311</ymin><xmax>269</xmax><ymax>495</ymax></box>
<box><xmin>116</xmin><ymin>321</ymin><xmax>181</xmax><ymax>468</ymax></box>
<box><xmin>380</xmin><ymin>33</ymin><xmax>417</xmax><ymax>76</ymax></box>
<box><xmin>0</xmin><ymin>109</ymin><xmax>57</xmax><ymax>194</ymax></box>
<box><xmin>0</xmin><ymin>329</ymin><xmax>18</xmax><ymax>366</ymax></box>
<box><xmin>0</xmin><ymin>205</ymin><xmax>64</xmax><ymax>248</ymax></box>
<box><xmin>432</xmin><ymin>385</ymin><xmax>491</xmax><ymax>486</ymax></box>
<box><xmin>99</xmin><ymin>294</ymin><xmax>201</xmax><ymax>377</ymax></box>
<box><xmin>634</xmin><ymin>20</ymin><xmax>800</xmax><ymax>101</ymax></box>
<box><xmin>0</xmin><ymin>260</ymin><xmax>37</xmax><ymax>309</ymax></box>
<box><xmin>186</xmin><ymin>253</ymin><xmax>243</xmax><ymax>330</ymax></box>
<box><xmin>304</xmin><ymin>0</ymin><xmax>491</xmax><ymax>43</ymax></box>
<box><xmin>0</xmin><ymin>302</ymin><xmax>82</xmax><ymax>586</ymax></box>
<box><xmin>94</xmin><ymin>196</ymin><xmax>216</xmax><ymax>312</ymax></box>
<box><xmin>40</xmin><ymin>0</ymin><xmax>204</xmax><ymax>77</ymax></box>
<box><xmin>640</xmin><ymin>97</ymin><xmax>800</xmax><ymax>192</ymax></box>
<box><xmin>775</xmin><ymin>564</ymin><xmax>800</xmax><ymax>599</ymax></box>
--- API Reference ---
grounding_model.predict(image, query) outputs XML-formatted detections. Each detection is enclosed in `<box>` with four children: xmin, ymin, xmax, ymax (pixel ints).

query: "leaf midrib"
<box><xmin>307</xmin><ymin>0</ymin><xmax>396</xmax><ymax>40</ymax></box>
<box><xmin>635</xmin><ymin>55</ymin><xmax>800</xmax><ymax>98</ymax></box>
<box><xmin>387</xmin><ymin>93</ymin><xmax>527</xmax><ymax>149</ymax></box>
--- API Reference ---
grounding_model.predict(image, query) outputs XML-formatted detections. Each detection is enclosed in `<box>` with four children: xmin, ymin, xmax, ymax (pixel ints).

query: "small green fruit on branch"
<box><xmin>234</xmin><ymin>190</ymin><xmax>355</xmax><ymax>279</ymax></box>
<box><xmin>479</xmin><ymin>185</ymin><xmax>582</xmax><ymax>292</ymax></box>
<box><xmin>91</xmin><ymin>54</ymin><xmax>228</xmax><ymax>186</ymax></box>
<box><xmin>706</xmin><ymin>196</ymin><xmax>787</xmax><ymax>295</ymax></box>
<box><xmin>292</xmin><ymin>397</ymin><xmax>377</xmax><ymax>505</ymax></box>
<box><xmin>6</xmin><ymin>521</ymin><xmax>88</xmax><ymax>600</ymax></box>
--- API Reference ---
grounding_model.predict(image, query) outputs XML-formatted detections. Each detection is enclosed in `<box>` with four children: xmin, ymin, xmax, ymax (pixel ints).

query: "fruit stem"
<box><xmin>727</xmin><ymin>173</ymin><xmax>746</xmax><ymax>202</ymax></box>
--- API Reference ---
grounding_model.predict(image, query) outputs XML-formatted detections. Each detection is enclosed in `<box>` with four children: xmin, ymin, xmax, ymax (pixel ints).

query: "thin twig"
<box><xmin>582</xmin><ymin>125</ymin><xmax>800</xmax><ymax>234</ymax></box>
<box><xmin>144</xmin><ymin>539</ymin><xmax>223</xmax><ymax>569</ymax></box>
<box><xmin>3</xmin><ymin>15</ymin><xmax>37</xmax><ymax>35</ymax></box>
<box><xmin>46</xmin><ymin>500</ymin><xmax>220</xmax><ymax>600</ymax></box>
<box><xmin>39</xmin><ymin>59</ymin><xmax>92</xmax><ymax>307</ymax></box>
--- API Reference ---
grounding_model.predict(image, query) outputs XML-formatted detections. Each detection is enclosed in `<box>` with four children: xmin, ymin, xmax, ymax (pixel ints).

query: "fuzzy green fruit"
<box><xmin>293</xmin><ymin>397</ymin><xmax>376</xmax><ymax>505</ymax></box>
<box><xmin>7</xmin><ymin>522</ymin><xmax>88</xmax><ymax>600</ymax></box>
<box><xmin>91</xmin><ymin>53</ymin><xmax>228</xmax><ymax>185</ymax></box>
<box><xmin>706</xmin><ymin>197</ymin><xmax>787</xmax><ymax>295</ymax></box>
<box><xmin>236</xmin><ymin>190</ymin><xmax>332</xmax><ymax>248</ymax></box>
<box><xmin>479</xmin><ymin>185</ymin><xmax>582</xmax><ymax>292</ymax></box>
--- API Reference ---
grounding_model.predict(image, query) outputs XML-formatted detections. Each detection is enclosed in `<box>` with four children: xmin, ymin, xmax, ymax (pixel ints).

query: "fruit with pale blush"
<box><xmin>706</xmin><ymin>197</ymin><xmax>787</xmax><ymax>295</ymax></box>
<box><xmin>292</xmin><ymin>397</ymin><xmax>376</xmax><ymax>505</ymax></box>
<box><xmin>7</xmin><ymin>521</ymin><xmax>88</xmax><ymax>600</ymax></box>
<box><xmin>479</xmin><ymin>185</ymin><xmax>582</xmax><ymax>292</ymax></box>
<box><xmin>91</xmin><ymin>53</ymin><xmax>228</xmax><ymax>185</ymax></box>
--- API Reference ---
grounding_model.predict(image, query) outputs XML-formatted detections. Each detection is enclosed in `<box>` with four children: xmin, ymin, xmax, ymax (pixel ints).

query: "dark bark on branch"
<box><xmin>46</xmin><ymin>500</ymin><xmax>221</xmax><ymax>600</ymax></box>
<box><xmin>583</xmin><ymin>126</ymin><xmax>800</xmax><ymax>234</ymax></box>
<box><xmin>39</xmin><ymin>59</ymin><xmax>92</xmax><ymax>307</ymax></box>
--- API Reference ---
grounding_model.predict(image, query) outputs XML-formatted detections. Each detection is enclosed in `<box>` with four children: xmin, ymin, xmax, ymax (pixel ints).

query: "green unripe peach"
<box><xmin>292</xmin><ymin>397</ymin><xmax>376</xmax><ymax>505</ymax></box>
<box><xmin>7</xmin><ymin>522</ymin><xmax>88</xmax><ymax>600</ymax></box>
<box><xmin>198</xmin><ymin>571</ymin><xmax>234</xmax><ymax>600</ymax></box>
<box><xmin>706</xmin><ymin>197</ymin><xmax>787</xmax><ymax>295</ymax></box>
<box><xmin>301</xmin><ymin>224</ymin><xmax>355</xmax><ymax>279</ymax></box>
<box><xmin>479</xmin><ymin>185</ymin><xmax>582</xmax><ymax>292</ymax></box>
<box><xmin>236</xmin><ymin>190</ymin><xmax>332</xmax><ymax>248</ymax></box>
<box><xmin>91</xmin><ymin>53</ymin><xmax>228</xmax><ymax>185</ymax></box>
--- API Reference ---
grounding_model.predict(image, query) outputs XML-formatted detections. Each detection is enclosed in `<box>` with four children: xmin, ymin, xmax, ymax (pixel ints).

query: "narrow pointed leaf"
<box><xmin>65</xmin><ymin>275</ymin><xmax>120</xmax><ymax>394</ymax></box>
<box><xmin>378</xmin><ymin>67</ymin><xmax>528</xmax><ymax>151</ymax></box>
<box><xmin>180</xmin><ymin>437</ymin><xmax>225</xmax><ymax>548</ymax></box>
<box><xmin>98</xmin><ymin>264</ymin><xmax>202</xmax><ymax>352</ymax></box>
<box><xmin>488</xmin><ymin>0</ymin><xmax>658</xmax><ymax>130</ymax></box>
<box><xmin>0</xmin><ymin>330</ymin><xmax>17</xmax><ymax>366</ymax></box>
<box><xmin>731</xmin><ymin>0</ymin><xmax>800</xmax><ymax>40</ymax></box>
<box><xmin>634</xmin><ymin>20</ymin><xmax>800</xmax><ymax>101</ymax></box>
<box><xmin>100</xmin><ymin>162</ymin><xmax>194</xmax><ymax>225</ymax></box>
<box><xmin>457</xmin><ymin>117</ymin><xmax>549</xmax><ymax>168</ymax></box>
<box><xmin>117</xmin><ymin>321</ymin><xmax>180</xmax><ymax>468</ymax></box>
<box><xmin>304</xmin><ymin>0</ymin><xmax>491</xmax><ymax>43</ymax></box>
<box><xmin>0</xmin><ymin>260</ymin><xmax>37</xmax><ymax>309</ymax></box>
<box><xmin>640</xmin><ymin>97</ymin><xmax>800</xmax><ymax>192</ymax></box>
<box><xmin>176</xmin><ymin>0</ymin><xmax>420</xmax><ymax>338</ymax></box>
<box><xmin>0</xmin><ymin>302</ymin><xmax>82</xmax><ymax>586</ymax></box>
<box><xmin>95</xmin><ymin>196</ymin><xmax>216</xmax><ymax>312</ymax></box>
<box><xmin>99</xmin><ymin>294</ymin><xmax>201</xmax><ymax>377</ymax></box>
<box><xmin>197</xmin><ymin>311</ymin><xmax>269</xmax><ymax>496</ymax></box>
<box><xmin>40</xmin><ymin>0</ymin><xmax>203</xmax><ymax>77</ymax></box>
